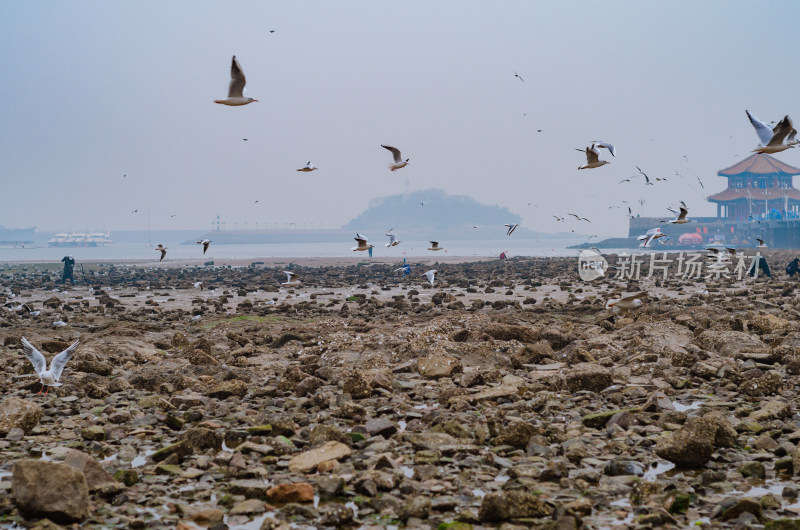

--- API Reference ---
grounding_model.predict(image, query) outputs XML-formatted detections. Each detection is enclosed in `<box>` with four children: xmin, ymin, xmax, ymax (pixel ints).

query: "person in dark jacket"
<box><xmin>61</xmin><ymin>255</ymin><xmax>75</xmax><ymax>285</ymax></box>
<box><xmin>748</xmin><ymin>255</ymin><xmax>771</xmax><ymax>278</ymax></box>
<box><xmin>787</xmin><ymin>258</ymin><xmax>799</xmax><ymax>277</ymax></box>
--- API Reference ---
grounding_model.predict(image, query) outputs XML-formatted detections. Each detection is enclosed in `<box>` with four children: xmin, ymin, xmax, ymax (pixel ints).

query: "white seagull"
<box><xmin>637</xmin><ymin>227</ymin><xmax>667</xmax><ymax>248</ymax></box>
<box><xmin>281</xmin><ymin>271</ymin><xmax>301</xmax><ymax>286</ymax></box>
<box><xmin>578</xmin><ymin>144</ymin><xmax>611</xmax><ymax>170</ymax></box>
<box><xmin>424</xmin><ymin>270</ymin><xmax>437</xmax><ymax>286</ymax></box>
<box><xmin>428</xmin><ymin>241</ymin><xmax>443</xmax><ymax>251</ymax></box>
<box><xmin>746</xmin><ymin>110</ymin><xmax>798</xmax><ymax>154</ymax></box>
<box><xmin>385</xmin><ymin>233</ymin><xmax>401</xmax><ymax>247</ymax></box>
<box><xmin>196</xmin><ymin>239</ymin><xmax>212</xmax><ymax>254</ymax></box>
<box><xmin>605</xmin><ymin>292</ymin><xmax>646</xmax><ymax>317</ymax></box>
<box><xmin>504</xmin><ymin>223</ymin><xmax>519</xmax><ymax>236</ymax></box>
<box><xmin>297</xmin><ymin>161</ymin><xmax>317</xmax><ymax>172</ymax></box>
<box><xmin>662</xmin><ymin>202</ymin><xmax>690</xmax><ymax>224</ymax></box>
<box><xmin>155</xmin><ymin>244</ymin><xmax>167</xmax><ymax>262</ymax></box>
<box><xmin>214</xmin><ymin>56</ymin><xmax>259</xmax><ymax>106</ymax></box>
<box><xmin>352</xmin><ymin>234</ymin><xmax>374</xmax><ymax>252</ymax></box>
<box><xmin>756</xmin><ymin>237</ymin><xmax>767</xmax><ymax>248</ymax></box>
<box><xmin>21</xmin><ymin>337</ymin><xmax>80</xmax><ymax>395</ymax></box>
<box><xmin>381</xmin><ymin>145</ymin><xmax>409</xmax><ymax>171</ymax></box>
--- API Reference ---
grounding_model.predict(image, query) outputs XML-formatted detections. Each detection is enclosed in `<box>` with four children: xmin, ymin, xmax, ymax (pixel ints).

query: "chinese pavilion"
<box><xmin>708</xmin><ymin>153</ymin><xmax>800</xmax><ymax>221</ymax></box>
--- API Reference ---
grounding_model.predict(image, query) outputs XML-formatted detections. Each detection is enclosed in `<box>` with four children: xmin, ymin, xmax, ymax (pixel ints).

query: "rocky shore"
<box><xmin>2</xmin><ymin>253</ymin><xmax>800</xmax><ymax>529</ymax></box>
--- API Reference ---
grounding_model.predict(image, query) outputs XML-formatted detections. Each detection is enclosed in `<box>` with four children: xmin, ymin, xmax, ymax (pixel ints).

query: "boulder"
<box><xmin>655</xmin><ymin>412</ymin><xmax>736</xmax><ymax>468</ymax></box>
<box><xmin>565</xmin><ymin>363</ymin><xmax>612</xmax><ymax>393</ymax></box>
<box><xmin>12</xmin><ymin>460</ymin><xmax>90</xmax><ymax>523</ymax></box>
<box><xmin>63</xmin><ymin>449</ymin><xmax>117</xmax><ymax>492</ymax></box>
<box><xmin>0</xmin><ymin>397</ymin><xmax>43</xmax><ymax>435</ymax></box>
<box><xmin>417</xmin><ymin>356</ymin><xmax>463</xmax><ymax>379</ymax></box>
<box><xmin>265</xmin><ymin>482</ymin><xmax>314</xmax><ymax>504</ymax></box>
<box><xmin>479</xmin><ymin>490</ymin><xmax>553</xmax><ymax>522</ymax></box>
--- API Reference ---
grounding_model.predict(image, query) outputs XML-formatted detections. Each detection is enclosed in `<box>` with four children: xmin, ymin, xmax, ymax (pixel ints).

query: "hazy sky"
<box><xmin>3</xmin><ymin>1</ymin><xmax>800</xmax><ymax>235</ymax></box>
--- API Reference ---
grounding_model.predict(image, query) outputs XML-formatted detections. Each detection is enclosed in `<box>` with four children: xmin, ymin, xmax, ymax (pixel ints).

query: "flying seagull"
<box><xmin>578</xmin><ymin>144</ymin><xmax>611</xmax><ymax>170</ymax></box>
<box><xmin>352</xmin><ymin>234</ymin><xmax>374</xmax><ymax>252</ymax></box>
<box><xmin>747</xmin><ymin>110</ymin><xmax>798</xmax><ymax>154</ymax></box>
<box><xmin>504</xmin><ymin>223</ymin><xmax>519</xmax><ymax>236</ymax></box>
<box><xmin>21</xmin><ymin>337</ymin><xmax>80</xmax><ymax>395</ymax></box>
<box><xmin>214</xmin><ymin>56</ymin><xmax>259</xmax><ymax>106</ymax></box>
<box><xmin>637</xmin><ymin>227</ymin><xmax>667</xmax><ymax>248</ymax></box>
<box><xmin>385</xmin><ymin>233</ymin><xmax>401</xmax><ymax>247</ymax></box>
<box><xmin>428</xmin><ymin>241</ymin><xmax>443</xmax><ymax>251</ymax></box>
<box><xmin>155</xmin><ymin>244</ymin><xmax>167</xmax><ymax>262</ymax></box>
<box><xmin>196</xmin><ymin>239</ymin><xmax>212</xmax><ymax>254</ymax></box>
<box><xmin>553</xmin><ymin>215</ymin><xmax>565</xmax><ymax>222</ymax></box>
<box><xmin>381</xmin><ymin>145</ymin><xmax>409</xmax><ymax>171</ymax></box>
<box><xmin>662</xmin><ymin>202</ymin><xmax>690</xmax><ymax>224</ymax></box>
<box><xmin>513</xmin><ymin>71</ymin><xmax>524</xmax><ymax>83</ymax></box>
<box><xmin>297</xmin><ymin>161</ymin><xmax>317</xmax><ymax>172</ymax></box>
<box><xmin>605</xmin><ymin>292</ymin><xmax>647</xmax><ymax>317</ymax></box>
<box><xmin>425</xmin><ymin>270</ymin><xmax>437</xmax><ymax>286</ymax></box>
<box><xmin>281</xmin><ymin>271</ymin><xmax>301</xmax><ymax>286</ymax></box>
<box><xmin>697</xmin><ymin>176</ymin><xmax>705</xmax><ymax>189</ymax></box>
<box><xmin>756</xmin><ymin>238</ymin><xmax>767</xmax><ymax>248</ymax></box>
<box><xmin>567</xmin><ymin>213</ymin><xmax>591</xmax><ymax>222</ymax></box>
<box><xmin>636</xmin><ymin>166</ymin><xmax>654</xmax><ymax>185</ymax></box>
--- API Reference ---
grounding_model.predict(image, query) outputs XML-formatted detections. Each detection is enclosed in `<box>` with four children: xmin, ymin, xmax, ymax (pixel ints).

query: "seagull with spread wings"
<box><xmin>281</xmin><ymin>271</ymin><xmax>301</xmax><ymax>286</ymax></box>
<box><xmin>214</xmin><ymin>56</ymin><xmax>259</xmax><ymax>106</ymax></box>
<box><xmin>21</xmin><ymin>337</ymin><xmax>80</xmax><ymax>395</ymax></box>
<box><xmin>385</xmin><ymin>233</ymin><xmax>401</xmax><ymax>247</ymax></box>
<box><xmin>746</xmin><ymin>110</ymin><xmax>798</xmax><ymax>154</ymax></box>
<box><xmin>352</xmin><ymin>234</ymin><xmax>374</xmax><ymax>252</ymax></box>
<box><xmin>605</xmin><ymin>292</ymin><xmax>647</xmax><ymax>317</ymax></box>
<box><xmin>578</xmin><ymin>144</ymin><xmax>611</xmax><ymax>170</ymax></box>
<box><xmin>155</xmin><ymin>244</ymin><xmax>167</xmax><ymax>262</ymax></box>
<box><xmin>381</xmin><ymin>145</ymin><xmax>409</xmax><ymax>171</ymax></box>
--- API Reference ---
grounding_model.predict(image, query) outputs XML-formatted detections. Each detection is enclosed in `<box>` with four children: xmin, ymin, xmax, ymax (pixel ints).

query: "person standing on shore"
<box><xmin>61</xmin><ymin>255</ymin><xmax>75</xmax><ymax>285</ymax></box>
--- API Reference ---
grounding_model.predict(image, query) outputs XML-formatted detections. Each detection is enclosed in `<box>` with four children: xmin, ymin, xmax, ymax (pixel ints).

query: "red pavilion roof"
<box><xmin>717</xmin><ymin>153</ymin><xmax>800</xmax><ymax>177</ymax></box>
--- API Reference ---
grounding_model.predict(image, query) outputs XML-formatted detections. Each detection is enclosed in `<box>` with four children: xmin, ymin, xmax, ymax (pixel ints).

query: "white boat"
<box><xmin>48</xmin><ymin>232</ymin><xmax>114</xmax><ymax>247</ymax></box>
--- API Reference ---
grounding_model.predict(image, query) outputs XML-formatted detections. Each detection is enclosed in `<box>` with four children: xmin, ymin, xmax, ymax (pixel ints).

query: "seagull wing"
<box><xmin>768</xmin><ymin>115</ymin><xmax>794</xmax><ymax>146</ymax></box>
<box><xmin>595</xmin><ymin>141</ymin><xmax>616</xmax><ymax>157</ymax></box>
<box><xmin>746</xmin><ymin>110</ymin><xmax>775</xmax><ymax>146</ymax></box>
<box><xmin>425</xmin><ymin>270</ymin><xmax>436</xmax><ymax>284</ymax></box>
<box><xmin>21</xmin><ymin>337</ymin><xmax>47</xmax><ymax>376</ymax></box>
<box><xmin>677</xmin><ymin>207</ymin><xmax>688</xmax><ymax>221</ymax></box>
<box><xmin>585</xmin><ymin>146</ymin><xmax>599</xmax><ymax>164</ymax></box>
<box><xmin>429</xmin><ymin>241</ymin><xmax>438</xmax><ymax>246</ymax></box>
<box><xmin>756</xmin><ymin>238</ymin><xmax>765</xmax><ymax>245</ymax></box>
<box><xmin>50</xmin><ymin>339</ymin><xmax>79</xmax><ymax>381</ymax></box>
<box><xmin>381</xmin><ymin>145</ymin><xmax>402</xmax><ymax>163</ymax></box>
<box><xmin>228</xmin><ymin>56</ymin><xmax>247</xmax><ymax>98</ymax></box>
<box><xmin>283</xmin><ymin>271</ymin><xmax>295</xmax><ymax>282</ymax></box>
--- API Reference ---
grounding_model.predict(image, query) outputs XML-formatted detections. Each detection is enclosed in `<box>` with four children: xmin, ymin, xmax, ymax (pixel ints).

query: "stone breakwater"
<box><xmin>1</xmin><ymin>254</ymin><xmax>800</xmax><ymax>528</ymax></box>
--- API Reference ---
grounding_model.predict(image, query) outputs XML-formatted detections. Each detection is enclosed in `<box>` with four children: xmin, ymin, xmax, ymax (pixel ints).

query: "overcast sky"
<box><xmin>3</xmin><ymin>1</ymin><xmax>800</xmax><ymax>235</ymax></box>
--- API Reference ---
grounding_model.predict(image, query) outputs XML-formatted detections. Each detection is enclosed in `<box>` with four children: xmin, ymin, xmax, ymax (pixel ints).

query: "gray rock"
<box><xmin>0</xmin><ymin>397</ymin><xmax>42</xmax><ymax>435</ymax></box>
<box><xmin>364</xmin><ymin>417</ymin><xmax>397</xmax><ymax>438</ymax></box>
<box><xmin>478</xmin><ymin>490</ymin><xmax>554</xmax><ymax>522</ymax></box>
<box><xmin>63</xmin><ymin>449</ymin><xmax>118</xmax><ymax>493</ymax></box>
<box><xmin>565</xmin><ymin>363</ymin><xmax>612</xmax><ymax>393</ymax></box>
<box><xmin>12</xmin><ymin>460</ymin><xmax>90</xmax><ymax>523</ymax></box>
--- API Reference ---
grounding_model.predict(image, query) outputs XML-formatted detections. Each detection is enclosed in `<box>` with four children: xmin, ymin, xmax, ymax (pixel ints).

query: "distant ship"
<box><xmin>48</xmin><ymin>232</ymin><xmax>114</xmax><ymax>247</ymax></box>
<box><xmin>0</xmin><ymin>226</ymin><xmax>36</xmax><ymax>246</ymax></box>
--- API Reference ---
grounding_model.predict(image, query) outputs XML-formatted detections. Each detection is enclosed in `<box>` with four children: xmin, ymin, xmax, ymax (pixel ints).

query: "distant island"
<box><xmin>343</xmin><ymin>188</ymin><xmax>525</xmax><ymax>234</ymax></box>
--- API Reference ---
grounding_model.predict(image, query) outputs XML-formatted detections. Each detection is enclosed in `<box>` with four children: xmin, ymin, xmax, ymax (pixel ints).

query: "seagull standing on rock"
<box><xmin>214</xmin><ymin>56</ymin><xmax>259</xmax><ymax>106</ymax></box>
<box><xmin>21</xmin><ymin>337</ymin><xmax>80</xmax><ymax>395</ymax></box>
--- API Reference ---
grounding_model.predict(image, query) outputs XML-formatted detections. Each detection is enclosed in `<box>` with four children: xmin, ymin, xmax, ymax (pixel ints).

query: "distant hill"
<box><xmin>343</xmin><ymin>189</ymin><xmax>526</xmax><ymax>236</ymax></box>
